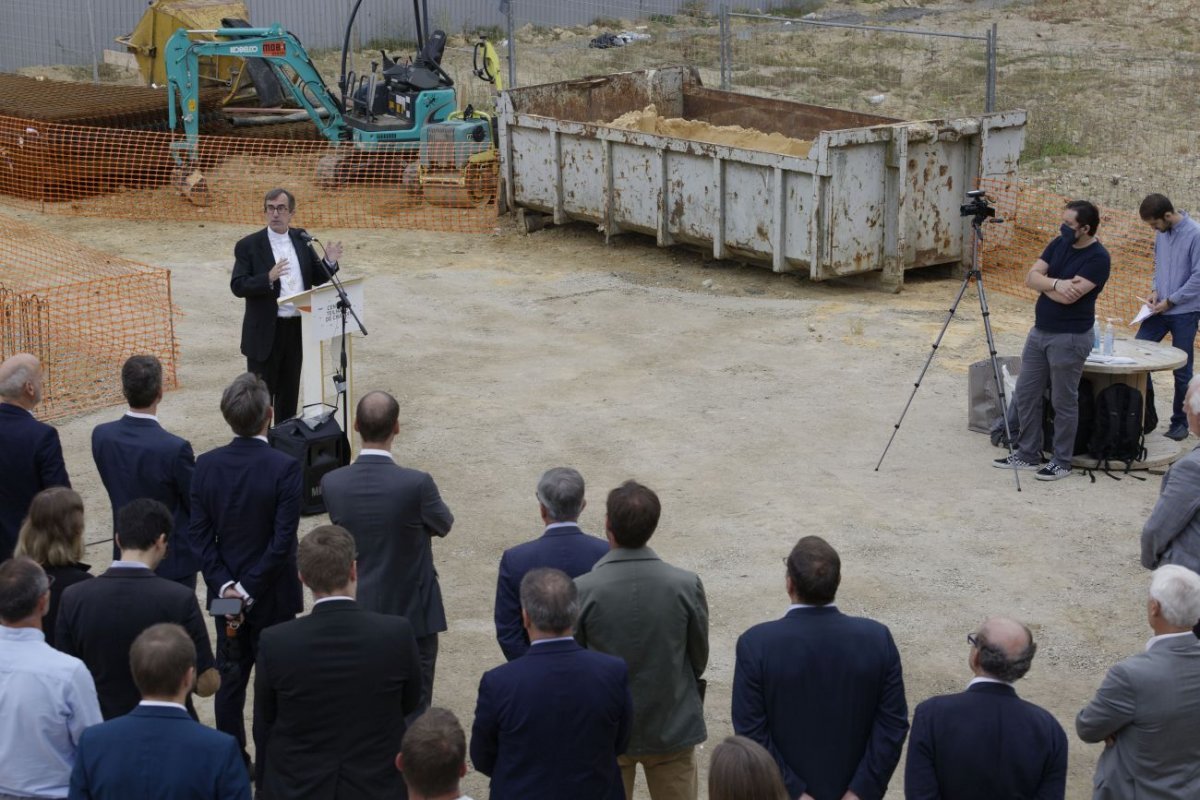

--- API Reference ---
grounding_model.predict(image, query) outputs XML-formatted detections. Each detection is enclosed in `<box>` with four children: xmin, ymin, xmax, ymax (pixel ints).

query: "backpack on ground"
<box><xmin>1088</xmin><ymin>383</ymin><xmax>1147</xmax><ymax>473</ymax></box>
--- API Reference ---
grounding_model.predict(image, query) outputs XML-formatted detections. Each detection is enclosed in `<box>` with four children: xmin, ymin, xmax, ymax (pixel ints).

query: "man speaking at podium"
<box><xmin>231</xmin><ymin>188</ymin><xmax>343</xmax><ymax>422</ymax></box>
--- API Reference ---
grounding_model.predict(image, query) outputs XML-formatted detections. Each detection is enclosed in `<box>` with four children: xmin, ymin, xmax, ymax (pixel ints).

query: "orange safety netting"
<box><xmin>978</xmin><ymin>179</ymin><xmax>1155</xmax><ymax>328</ymax></box>
<box><xmin>0</xmin><ymin>113</ymin><xmax>500</xmax><ymax>233</ymax></box>
<box><xmin>0</xmin><ymin>213</ymin><xmax>178</xmax><ymax>421</ymax></box>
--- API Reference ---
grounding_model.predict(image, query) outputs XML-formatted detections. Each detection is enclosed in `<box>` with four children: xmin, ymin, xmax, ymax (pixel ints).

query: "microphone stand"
<box><xmin>302</xmin><ymin>231</ymin><xmax>366</xmax><ymax>442</ymax></box>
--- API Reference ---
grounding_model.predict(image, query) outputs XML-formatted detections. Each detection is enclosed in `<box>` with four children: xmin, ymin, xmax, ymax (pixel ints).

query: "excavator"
<box><xmin>164</xmin><ymin>0</ymin><xmax>504</xmax><ymax>206</ymax></box>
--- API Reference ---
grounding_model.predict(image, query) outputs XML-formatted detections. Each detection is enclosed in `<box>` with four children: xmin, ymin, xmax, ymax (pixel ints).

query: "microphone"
<box><xmin>295</xmin><ymin>228</ymin><xmax>317</xmax><ymax>244</ymax></box>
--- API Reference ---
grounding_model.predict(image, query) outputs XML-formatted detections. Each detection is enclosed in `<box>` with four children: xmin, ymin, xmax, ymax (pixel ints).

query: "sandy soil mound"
<box><xmin>608</xmin><ymin>104</ymin><xmax>812</xmax><ymax>158</ymax></box>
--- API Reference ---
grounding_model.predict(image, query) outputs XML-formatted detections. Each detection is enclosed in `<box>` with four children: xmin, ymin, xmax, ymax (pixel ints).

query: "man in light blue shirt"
<box><xmin>0</xmin><ymin>556</ymin><xmax>102</xmax><ymax>799</ymax></box>
<box><xmin>1137</xmin><ymin>193</ymin><xmax>1200</xmax><ymax>441</ymax></box>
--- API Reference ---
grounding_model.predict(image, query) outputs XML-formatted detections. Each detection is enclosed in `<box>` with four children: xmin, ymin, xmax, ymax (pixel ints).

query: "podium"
<box><xmin>279</xmin><ymin>276</ymin><xmax>366</xmax><ymax>454</ymax></box>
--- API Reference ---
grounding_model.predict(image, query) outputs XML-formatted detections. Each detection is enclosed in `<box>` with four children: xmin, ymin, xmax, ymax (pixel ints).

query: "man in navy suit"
<box><xmin>69</xmin><ymin>623</ymin><xmax>251</xmax><ymax>800</ymax></box>
<box><xmin>188</xmin><ymin>372</ymin><xmax>303</xmax><ymax>767</ymax></box>
<box><xmin>494</xmin><ymin>467</ymin><xmax>609</xmax><ymax>661</ymax></box>
<box><xmin>56</xmin><ymin>499</ymin><xmax>219</xmax><ymax>720</ymax></box>
<box><xmin>732</xmin><ymin>535</ymin><xmax>908</xmax><ymax>800</ymax></box>
<box><xmin>92</xmin><ymin>355</ymin><xmax>198</xmax><ymax>588</ymax></box>
<box><xmin>231</xmin><ymin>188</ymin><xmax>342</xmax><ymax>421</ymax></box>
<box><xmin>0</xmin><ymin>353</ymin><xmax>70</xmax><ymax>561</ymax></box>
<box><xmin>905</xmin><ymin>616</ymin><xmax>1067</xmax><ymax>800</ymax></box>
<box><xmin>472</xmin><ymin>567</ymin><xmax>632</xmax><ymax>800</ymax></box>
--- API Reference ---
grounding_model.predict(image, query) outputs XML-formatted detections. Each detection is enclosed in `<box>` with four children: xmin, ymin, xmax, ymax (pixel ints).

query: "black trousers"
<box><xmin>248</xmin><ymin>316</ymin><xmax>303</xmax><ymax>422</ymax></box>
<box><xmin>406</xmin><ymin>633</ymin><xmax>438</xmax><ymax>726</ymax></box>
<box><xmin>214</xmin><ymin>613</ymin><xmax>271</xmax><ymax>767</ymax></box>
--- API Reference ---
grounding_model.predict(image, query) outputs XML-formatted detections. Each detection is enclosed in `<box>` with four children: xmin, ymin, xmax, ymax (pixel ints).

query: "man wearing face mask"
<box><xmin>994</xmin><ymin>200</ymin><xmax>1110</xmax><ymax>481</ymax></box>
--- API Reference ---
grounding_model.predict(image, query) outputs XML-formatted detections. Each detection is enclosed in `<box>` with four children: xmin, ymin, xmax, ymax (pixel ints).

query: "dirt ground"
<box><xmin>2</xmin><ymin>197</ymin><xmax>1173</xmax><ymax>798</ymax></box>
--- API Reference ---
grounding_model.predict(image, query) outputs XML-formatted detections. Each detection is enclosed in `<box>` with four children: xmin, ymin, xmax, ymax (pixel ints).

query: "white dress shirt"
<box><xmin>268</xmin><ymin>228</ymin><xmax>303</xmax><ymax>318</ymax></box>
<box><xmin>124</xmin><ymin>410</ymin><xmax>159</xmax><ymax>422</ymax></box>
<box><xmin>1146</xmin><ymin>630</ymin><xmax>1196</xmax><ymax>651</ymax></box>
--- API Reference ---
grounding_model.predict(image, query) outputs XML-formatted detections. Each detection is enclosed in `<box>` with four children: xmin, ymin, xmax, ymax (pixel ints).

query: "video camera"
<box><xmin>960</xmin><ymin>189</ymin><xmax>996</xmax><ymax>222</ymax></box>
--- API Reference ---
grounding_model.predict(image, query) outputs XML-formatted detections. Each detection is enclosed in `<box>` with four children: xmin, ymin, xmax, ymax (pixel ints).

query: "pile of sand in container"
<box><xmin>606</xmin><ymin>104</ymin><xmax>812</xmax><ymax>158</ymax></box>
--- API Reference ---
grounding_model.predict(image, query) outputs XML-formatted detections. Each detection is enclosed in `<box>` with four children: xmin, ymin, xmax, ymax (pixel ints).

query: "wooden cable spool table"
<box><xmin>1069</xmin><ymin>338</ymin><xmax>1188</xmax><ymax>470</ymax></box>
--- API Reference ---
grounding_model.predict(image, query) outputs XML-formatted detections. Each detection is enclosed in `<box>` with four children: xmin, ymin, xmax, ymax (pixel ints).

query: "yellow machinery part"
<box><xmin>117</xmin><ymin>0</ymin><xmax>251</xmax><ymax>87</ymax></box>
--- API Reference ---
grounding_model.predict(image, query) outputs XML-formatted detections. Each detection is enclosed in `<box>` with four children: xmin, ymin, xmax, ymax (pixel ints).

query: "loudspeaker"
<box><xmin>269</xmin><ymin>412</ymin><xmax>350</xmax><ymax>515</ymax></box>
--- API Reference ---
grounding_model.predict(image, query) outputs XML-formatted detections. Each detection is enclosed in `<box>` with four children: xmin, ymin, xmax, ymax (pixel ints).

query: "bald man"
<box><xmin>0</xmin><ymin>354</ymin><xmax>70</xmax><ymax>560</ymax></box>
<box><xmin>905</xmin><ymin>617</ymin><xmax>1067</xmax><ymax>800</ymax></box>
<box><xmin>320</xmin><ymin>390</ymin><xmax>453</xmax><ymax>717</ymax></box>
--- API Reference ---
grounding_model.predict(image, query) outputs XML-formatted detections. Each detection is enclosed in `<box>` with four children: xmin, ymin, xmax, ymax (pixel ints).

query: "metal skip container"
<box><xmin>497</xmin><ymin>66</ymin><xmax>1025</xmax><ymax>284</ymax></box>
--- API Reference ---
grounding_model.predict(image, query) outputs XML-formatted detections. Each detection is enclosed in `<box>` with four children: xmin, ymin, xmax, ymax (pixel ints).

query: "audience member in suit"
<box><xmin>1142</xmin><ymin>376</ymin><xmax>1200</xmax><ymax>626</ymax></box>
<box><xmin>56</xmin><ymin>499</ymin><xmax>219</xmax><ymax>720</ymax></box>
<box><xmin>255</xmin><ymin>525</ymin><xmax>423</xmax><ymax>799</ymax></box>
<box><xmin>1077</xmin><ymin>565</ymin><xmax>1200</xmax><ymax>800</ymax></box>
<box><xmin>732</xmin><ymin>536</ymin><xmax>908</xmax><ymax>800</ymax></box>
<box><xmin>575</xmin><ymin>481</ymin><xmax>709</xmax><ymax>800</ymax></box>
<box><xmin>494</xmin><ymin>468</ymin><xmax>609</xmax><ymax>661</ymax></box>
<box><xmin>0</xmin><ymin>557</ymin><xmax>102</xmax><ymax>800</ymax></box>
<box><xmin>188</xmin><ymin>372</ymin><xmax>303</xmax><ymax>766</ymax></box>
<box><xmin>68</xmin><ymin>623</ymin><xmax>251</xmax><ymax>800</ymax></box>
<box><xmin>15</xmin><ymin>487</ymin><xmax>92</xmax><ymax>647</ymax></box>
<box><xmin>472</xmin><ymin>568</ymin><xmax>633</xmax><ymax>799</ymax></box>
<box><xmin>905</xmin><ymin>616</ymin><xmax>1067</xmax><ymax>800</ymax></box>
<box><xmin>91</xmin><ymin>355</ymin><xmax>198</xmax><ymax>588</ymax></box>
<box><xmin>230</xmin><ymin>187</ymin><xmax>342</xmax><ymax>421</ymax></box>
<box><xmin>320</xmin><ymin>390</ymin><xmax>453</xmax><ymax>715</ymax></box>
<box><xmin>707</xmin><ymin>737</ymin><xmax>789</xmax><ymax>800</ymax></box>
<box><xmin>397</xmin><ymin>708</ymin><xmax>476</xmax><ymax>800</ymax></box>
<box><xmin>0</xmin><ymin>353</ymin><xmax>70</xmax><ymax>561</ymax></box>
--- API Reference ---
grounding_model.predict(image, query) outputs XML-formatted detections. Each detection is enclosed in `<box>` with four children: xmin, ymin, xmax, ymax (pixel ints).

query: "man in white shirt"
<box><xmin>230</xmin><ymin>187</ymin><xmax>343</xmax><ymax>421</ymax></box>
<box><xmin>0</xmin><ymin>556</ymin><xmax>102</xmax><ymax>800</ymax></box>
<box><xmin>398</xmin><ymin>707</ymin><xmax>476</xmax><ymax>800</ymax></box>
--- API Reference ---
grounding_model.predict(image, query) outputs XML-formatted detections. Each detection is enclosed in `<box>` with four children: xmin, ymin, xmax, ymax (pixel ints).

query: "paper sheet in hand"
<box><xmin>1129</xmin><ymin>304</ymin><xmax>1155</xmax><ymax>326</ymax></box>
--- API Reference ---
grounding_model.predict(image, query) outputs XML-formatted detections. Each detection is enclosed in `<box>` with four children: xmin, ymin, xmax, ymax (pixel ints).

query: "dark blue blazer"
<box><xmin>732</xmin><ymin>606</ymin><xmax>909</xmax><ymax>800</ymax></box>
<box><xmin>92</xmin><ymin>415</ymin><xmax>198</xmax><ymax>581</ymax></box>
<box><xmin>188</xmin><ymin>437</ymin><xmax>303</xmax><ymax>622</ymax></box>
<box><xmin>905</xmin><ymin>682</ymin><xmax>1068</xmax><ymax>800</ymax></box>
<box><xmin>494</xmin><ymin>524</ymin><xmax>610</xmax><ymax>661</ymax></box>
<box><xmin>471</xmin><ymin>638</ymin><xmax>632</xmax><ymax>800</ymax></box>
<box><xmin>0</xmin><ymin>402</ymin><xmax>70</xmax><ymax>560</ymax></box>
<box><xmin>68</xmin><ymin>704</ymin><xmax>251</xmax><ymax>799</ymax></box>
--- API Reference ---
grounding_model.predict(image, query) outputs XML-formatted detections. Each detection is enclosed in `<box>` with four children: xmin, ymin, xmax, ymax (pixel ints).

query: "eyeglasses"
<box><xmin>967</xmin><ymin>633</ymin><xmax>979</xmax><ymax>647</ymax></box>
<box><xmin>265</xmin><ymin>204</ymin><xmax>291</xmax><ymax>214</ymax></box>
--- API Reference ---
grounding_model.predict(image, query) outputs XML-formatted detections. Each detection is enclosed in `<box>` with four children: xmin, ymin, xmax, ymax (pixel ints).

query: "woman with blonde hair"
<box><xmin>709</xmin><ymin>736</ymin><xmax>789</xmax><ymax>800</ymax></box>
<box><xmin>16</xmin><ymin>486</ymin><xmax>92</xmax><ymax>644</ymax></box>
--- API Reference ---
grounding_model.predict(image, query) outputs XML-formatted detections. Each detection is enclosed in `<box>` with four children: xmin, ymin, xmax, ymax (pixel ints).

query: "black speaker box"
<box><xmin>268</xmin><ymin>412</ymin><xmax>350</xmax><ymax>515</ymax></box>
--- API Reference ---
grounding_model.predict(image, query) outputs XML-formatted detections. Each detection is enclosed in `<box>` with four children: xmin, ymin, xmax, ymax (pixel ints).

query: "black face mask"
<box><xmin>1060</xmin><ymin>223</ymin><xmax>1077</xmax><ymax>245</ymax></box>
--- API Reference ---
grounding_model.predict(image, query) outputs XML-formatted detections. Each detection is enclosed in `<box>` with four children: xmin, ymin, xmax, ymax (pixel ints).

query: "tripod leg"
<box><xmin>975</xmin><ymin>270</ymin><xmax>1022</xmax><ymax>491</ymax></box>
<box><xmin>875</xmin><ymin>270</ymin><xmax>975</xmax><ymax>471</ymax></box>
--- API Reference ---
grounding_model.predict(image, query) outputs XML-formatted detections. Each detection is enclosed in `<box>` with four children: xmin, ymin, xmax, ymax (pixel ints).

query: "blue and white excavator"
<box><xmin>164</xmin><ymin>0</ymin><xmax>504</xmax><ymax>206</ymax></box>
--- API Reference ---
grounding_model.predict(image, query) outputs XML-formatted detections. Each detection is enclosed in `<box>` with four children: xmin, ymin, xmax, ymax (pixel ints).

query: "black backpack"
<box><xmin>1041</xmin><ymin>376</ymin><xmax>1095</xmax><ymax>455</ymax></box>
<box><xmin>1088</xmin><ymin>383</ymin><xmax>1147</xmax><ymax>472</ymax></box>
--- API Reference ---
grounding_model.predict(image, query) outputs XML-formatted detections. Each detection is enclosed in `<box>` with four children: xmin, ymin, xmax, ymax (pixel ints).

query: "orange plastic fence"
<box><xmin>978</xmin><ymin>179</ymin><xmax>1155</xmax><ymax>328</ymax></box>
<box><xmin>0</xmin><ymin>113</ymin><xmax>500</xmax><ymax>233</ymax></box>
<box><xmin>0</xmin><ymin>213</ymin><xmax>178</xmax><ymax>421</ymax></box>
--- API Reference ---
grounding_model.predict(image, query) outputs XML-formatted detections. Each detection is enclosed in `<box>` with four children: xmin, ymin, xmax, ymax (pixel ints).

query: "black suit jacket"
<box><xmin>231</xmin><ymin>227</ymin><xmax>335</xmax><ymax>362</ymax></box>
<box><xmin>54</xmin><ymin>566</ymin><xmax>215</xmax><ymax>720</ymax></box>
<box><xmin>0</xmin><ymin>402</ymin><xmax>70</xmax><ymax>559</ymax></box>
<box><xmin>188</xmin><ymin>437</ymin><xmax>303</xmax><ymax>622</ymax></box>
<box><xmin>255</xmin><ymin>599</ymin><xmax>423</xmax><ymax>800</ymax></box>
<box><xmin>44</xmin><ymin>562</ymin><xmax>92</xmax><ymax>647</ymax></box>
<box><xmin>319</xmin><ymin>456</ymin><xmax>453</xmax><ymax>638</ymax></box>
<box><xmin>905</xmin><ymin>681</ymin><xmax>1068</xmax><ymax>800</ymax></box>
<box><xmin>92</xmin><ymin>415</ymin><xmax>198</xmax><ymax>581</ymax></box>
<box><xmin>732</xmin><ymin>606</ymin><xmax>909</xmax><ymax>800</ymax></box>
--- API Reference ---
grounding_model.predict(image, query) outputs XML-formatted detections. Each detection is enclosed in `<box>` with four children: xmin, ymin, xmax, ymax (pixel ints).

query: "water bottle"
<box><xmin>1093</xmin><ymin>316</ymin><xmax>1102</xmax><ymax>352</ymax></box>
<box><xmin>1103</xmin><ymin>319</ymin><xmax>1115</xmax><ymax>356</ymax></box>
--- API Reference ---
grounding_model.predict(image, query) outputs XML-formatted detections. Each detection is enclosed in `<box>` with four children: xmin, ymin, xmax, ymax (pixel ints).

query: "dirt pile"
<box><xmin>607</xmin><ymin>104</ymin><xmax>812</xmax><ymax>158</ymax></box>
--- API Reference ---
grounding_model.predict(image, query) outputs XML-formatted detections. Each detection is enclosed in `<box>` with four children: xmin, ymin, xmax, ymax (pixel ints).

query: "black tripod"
<box><xmin>875</xmin><ymin>191</ymin><xmax>1023</xmax><ymax>490</ymax></box>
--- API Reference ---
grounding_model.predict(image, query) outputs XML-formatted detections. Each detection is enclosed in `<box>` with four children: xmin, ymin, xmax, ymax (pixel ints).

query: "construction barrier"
<box><xmin>0</xmin><ymin>213</ymin><xmax>178</xmax><ymax>421</ymax></box>
<box><xmin>0</xmin><ymin>113</ymin><xmax>500</xmax><ymax>233</ymax></box>
<box><xmin>979</xmin><ymin>179</ymin><xmax>1155</xmax><ymax>329</ymax></box>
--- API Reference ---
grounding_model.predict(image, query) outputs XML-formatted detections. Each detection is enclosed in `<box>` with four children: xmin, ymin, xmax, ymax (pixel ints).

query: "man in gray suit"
<box><xmin>1077</xmin><ymin>564</ymin><xmax>1200</xmax><ymax>799</ymax></box>
<box><xmin>320</xmin><ymin>391</ymin><xmax>453</xmax><ymax>714</ymax></box>
<box><xmin>1142</xmin><ymin>376</ymin><xmax>1200</xmax><ymax>606</ymax></box>
<box><xmin>575</xmin><ymin>480</ymin><xmax>708</xmax><ymax>800</ymax></box>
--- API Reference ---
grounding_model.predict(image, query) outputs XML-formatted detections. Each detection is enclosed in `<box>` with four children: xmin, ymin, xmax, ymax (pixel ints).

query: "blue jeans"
<box><xmin>1136</xmin><ymin>310</ymin><xmax>1200</xmax><ymax>427</ymax></box>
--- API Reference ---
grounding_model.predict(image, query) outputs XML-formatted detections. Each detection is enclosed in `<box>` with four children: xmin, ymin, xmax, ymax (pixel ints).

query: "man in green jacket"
<box><xmin>575</xmin><ymin>480</ymin><xmax>709</xmax><ymax>800</ymax></box>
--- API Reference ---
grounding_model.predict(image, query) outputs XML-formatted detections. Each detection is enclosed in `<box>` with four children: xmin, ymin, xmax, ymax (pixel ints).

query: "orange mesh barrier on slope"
<box><xmin>978</xmin><ymin>179</ymin><xmax>1155</xmax><ymax>328</ymax></box>
<box><xmin>0</xmin><ymin>114</ymin><xmax>500</xmax><ymax>233</ymax></box>
<box><xmin>0</xmin><ymin>213</ymin><xmax>178</xmax><ymax>421</ymax></box>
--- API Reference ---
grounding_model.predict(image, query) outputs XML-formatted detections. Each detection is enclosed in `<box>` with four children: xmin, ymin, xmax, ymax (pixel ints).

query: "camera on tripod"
<box><xmin>960</xmin><ymin>189</ymin><xmax>996</xmax><ymax>222</ymax></box>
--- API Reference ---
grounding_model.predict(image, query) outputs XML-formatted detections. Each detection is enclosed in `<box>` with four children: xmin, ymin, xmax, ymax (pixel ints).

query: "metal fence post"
<box><xmin>985</xmin><ymin>22</ymin><xmax>997</xmax><ymax>113</ymax></box>
<box><xmin>85</xmin><ymin>0</ymin><xmax>100</xmax><ymax>82</ymax></box>
<box><xmin>503</xmin><ymin>0</ymin><xmax>517</xmax><ymax>89</ymax></box>
<box><xmin>719</xmin><ymin>5</ymin><xmax>731</xmax><ymax>90</ymax></box>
